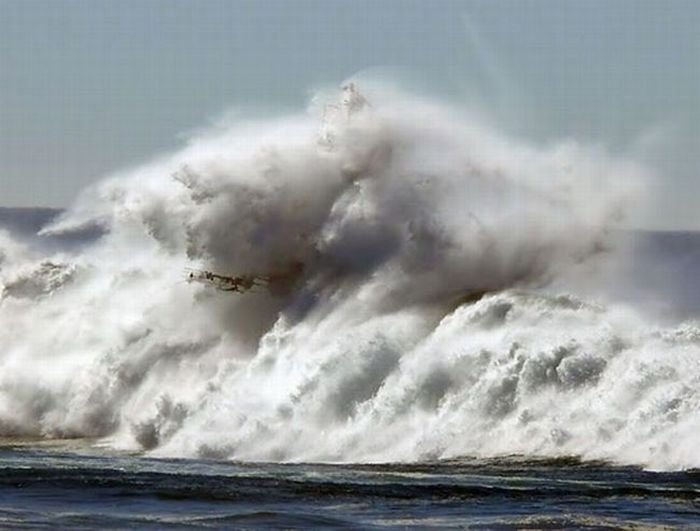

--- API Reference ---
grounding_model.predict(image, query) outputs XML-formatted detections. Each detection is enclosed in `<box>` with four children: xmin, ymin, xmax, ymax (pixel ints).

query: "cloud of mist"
<box><xmin>4</xmin><ymin>83</ymin><xmax>691</xmax><ymax>470</ymax></box>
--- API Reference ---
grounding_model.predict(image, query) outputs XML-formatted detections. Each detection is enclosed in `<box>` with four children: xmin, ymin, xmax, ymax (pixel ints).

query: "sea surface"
<box><xmin>1</xmin><ymin>442</ymin><xmax>698</xmax><ymax>529</ymax></box>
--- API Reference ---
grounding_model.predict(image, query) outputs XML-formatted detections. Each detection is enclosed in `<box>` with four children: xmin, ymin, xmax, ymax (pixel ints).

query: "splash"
<box><xmin>2</xmin><ymin>84</ymin><xmax>696</xmax><ymax>470</ymax></box>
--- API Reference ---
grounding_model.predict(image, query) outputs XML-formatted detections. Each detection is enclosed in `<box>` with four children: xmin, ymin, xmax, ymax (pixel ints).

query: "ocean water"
<box><xmin>1</xmin><ymin>84</ymin><xmax>699</xmax><ymax>527</ymax></box>
<box><xmin>2</xmin><ymin>443</ymin><xmax>698</xmax><ymax>529</ymax></box>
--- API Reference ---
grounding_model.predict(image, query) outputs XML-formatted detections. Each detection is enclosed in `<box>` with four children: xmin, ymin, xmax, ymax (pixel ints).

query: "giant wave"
<box><xmin>1</xmin><ymin>84</ymin><xmax>697</xmax><ymax>471</ymax></box>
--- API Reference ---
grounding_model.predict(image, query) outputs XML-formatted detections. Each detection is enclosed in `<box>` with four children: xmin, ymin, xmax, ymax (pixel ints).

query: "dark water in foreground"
<box><xmin>1</xmin><ymin>444</ymin><xmax>698</xmax><ymax>529</ymax></box>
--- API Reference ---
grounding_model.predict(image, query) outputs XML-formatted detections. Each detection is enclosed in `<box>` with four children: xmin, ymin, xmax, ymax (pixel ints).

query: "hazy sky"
<box><xmin>1</xmin><ymin>0</ymin><xmax>698</xmax><ymax>228</ymax></box>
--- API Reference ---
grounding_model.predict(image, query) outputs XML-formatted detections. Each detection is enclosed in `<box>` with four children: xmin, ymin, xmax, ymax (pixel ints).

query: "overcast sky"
<box><xmin>1</xmin><ymin>0</ymin><xmax>698</xmax><ymax>228</ymax></box>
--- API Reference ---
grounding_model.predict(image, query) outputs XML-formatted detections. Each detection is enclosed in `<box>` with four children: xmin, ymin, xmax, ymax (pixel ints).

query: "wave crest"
<box><xmin>3</xmin><ymin>84</ymin><xmax>692</xmax><ymax>471</ymax></box>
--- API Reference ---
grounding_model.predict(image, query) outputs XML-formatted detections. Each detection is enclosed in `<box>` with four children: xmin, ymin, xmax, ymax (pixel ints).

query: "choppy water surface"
<box><xmin>1</xmin><ymin>444</ymin><xmax>698</xmax><ymax>529</ymax></box>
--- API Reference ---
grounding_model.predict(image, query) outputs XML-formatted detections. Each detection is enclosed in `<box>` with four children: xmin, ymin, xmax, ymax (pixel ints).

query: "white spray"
<box><xmin>1</xmin><ymin>84</ymin><xmax>696</xmax><ymax>470</ymax></box>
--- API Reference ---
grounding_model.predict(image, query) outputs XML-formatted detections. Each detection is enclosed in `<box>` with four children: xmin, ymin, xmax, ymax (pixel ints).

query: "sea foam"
<box><xmin>2</xmin><ymin>84</ymin><xmax>696</xmax><ymax>470</ymax></box>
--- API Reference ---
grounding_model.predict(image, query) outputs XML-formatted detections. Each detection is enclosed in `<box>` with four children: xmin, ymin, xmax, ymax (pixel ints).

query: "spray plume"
<box><xmin>2</xmin><ymin>84</ymin><xmax>697</xmax><ymax>471</ymax></box>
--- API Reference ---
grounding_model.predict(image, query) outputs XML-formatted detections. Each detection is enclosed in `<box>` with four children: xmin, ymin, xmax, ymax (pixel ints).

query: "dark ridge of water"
<box><xmin>0</xmin><ymin>207</ymin><xmax>62</xmax><ymax>236</ymax></box>
<box><xmin>0</xmin><ymin>445</ymin><xmax>698</xmax><ymax>529</ymax></box>
<box><xmin>0</xmin><ymin>207</ymin><xmax>103</xmax><ymax>252</ymax></box>
<box><xmin>620</xmin><ymin>230</ymin><xmax>700</xmax><ymax>317</ymax></box>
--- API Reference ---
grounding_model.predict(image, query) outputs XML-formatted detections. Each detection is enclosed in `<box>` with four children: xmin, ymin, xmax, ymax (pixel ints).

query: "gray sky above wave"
<box><xmin>1</xmin><ymin>0</ymin><xmax>698</xmax><ymax>229</ymax></box>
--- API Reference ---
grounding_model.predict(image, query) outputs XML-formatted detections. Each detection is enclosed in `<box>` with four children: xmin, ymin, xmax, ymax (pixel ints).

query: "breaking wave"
<box><xmin>1</xmin><ymin>84</ymin><xmax>697</xmax><ymax>471</ymax></box>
